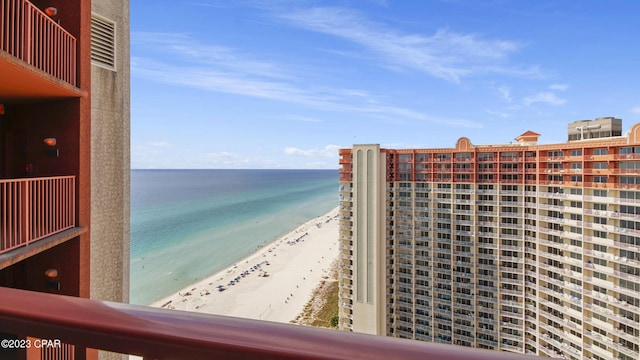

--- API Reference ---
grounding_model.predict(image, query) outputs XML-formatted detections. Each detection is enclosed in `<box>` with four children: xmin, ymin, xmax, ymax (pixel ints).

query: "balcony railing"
<box><xmin>0</xmin><ymin>287</ymin><xmax>540</xmax><ymax>360</ymax></box>
<box><xmin>1</xmin><ymin>176</ymin><xmax>75</xmax><ymax>254</ymax></box>
<box><xmin>0</xmin><ymin>0</ymin><xmax>77</xmax><ymax>85</ymax></box>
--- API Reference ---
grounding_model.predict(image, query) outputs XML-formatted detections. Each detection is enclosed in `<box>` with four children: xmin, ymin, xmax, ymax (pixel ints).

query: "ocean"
<box><xmin>130</xmin><ymin>169</ymin><xmax>338</xmax><ymax>305</ymax></box>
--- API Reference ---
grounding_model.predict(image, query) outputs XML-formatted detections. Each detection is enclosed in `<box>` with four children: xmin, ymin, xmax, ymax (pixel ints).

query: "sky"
<box><xmin>130</xmin><ymin>0</ymin><xmax>640</xmax><ymax>169</ymax></box>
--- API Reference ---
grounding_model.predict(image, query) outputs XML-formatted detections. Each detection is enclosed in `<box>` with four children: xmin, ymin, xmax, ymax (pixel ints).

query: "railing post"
<box><xmin>26</xmin><ymin>336</ymin><xmax>41</xmax><ymax>359</ymax></box>
<box><xmin>23</xmin><ymin>0</ymin><xmax>31</xmax><ymax>65</ymax></box>
<box><xmin>20</xmin><ymin>179</ymin><xmax>31</xmax><ymax>245</ymax></box>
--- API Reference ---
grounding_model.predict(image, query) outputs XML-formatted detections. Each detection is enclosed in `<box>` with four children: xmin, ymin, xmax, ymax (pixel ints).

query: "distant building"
<box><xmin>567</xmin><ymin>117</ymin><xmax>622</xmax><ymax>141</ymax></box>
<box><xmin>0</xmin><ymin>0</ymin><xmax>129</xmax><ymax>358</ymax></box>
<box><xmin>338</xmin><ymin>118</ymin><xmax>640</xmax><ymax>360</ymax></box>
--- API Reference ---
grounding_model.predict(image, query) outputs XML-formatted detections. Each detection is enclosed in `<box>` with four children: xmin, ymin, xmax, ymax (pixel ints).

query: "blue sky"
<box><xmin>131</xmin><ymin>0</ymin><xmax>640</xmax><ymax>169</ymax></box>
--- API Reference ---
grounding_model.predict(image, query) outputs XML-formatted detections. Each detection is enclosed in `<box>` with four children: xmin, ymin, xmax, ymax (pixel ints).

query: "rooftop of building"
<box><xmin>343</xmin><ymin>119</ymin><xmax>640</xmax><ymax>152</ymax></box>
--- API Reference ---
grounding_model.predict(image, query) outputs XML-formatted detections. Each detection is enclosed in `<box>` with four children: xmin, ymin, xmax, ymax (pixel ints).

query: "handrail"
<box><xmin>0</xmin><ymin>176</ymin><xmax>75</xmax><ymax>254</ymax></box>
<box><xmin>0</xmin><ymin>0</ymin><xmax>77</xmax><ymax>85</ymax></box>
<box><xmin>0</xmin><ymin>287</ymin><xmax>536</xmax><ymax>360</ymax></box>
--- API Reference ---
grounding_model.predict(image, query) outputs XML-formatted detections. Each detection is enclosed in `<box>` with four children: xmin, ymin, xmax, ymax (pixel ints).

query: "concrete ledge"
<box><xmin>0</xmin><ymin>227</ymin><xmax>87</xmax><ymax>269</ymax></box>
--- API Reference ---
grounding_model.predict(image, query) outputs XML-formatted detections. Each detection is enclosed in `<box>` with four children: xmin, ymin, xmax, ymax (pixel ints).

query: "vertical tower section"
<box><xmin>338</xmin><ymin>145</ymin><xmax>387</xmax><ymax>334</ymax></box>
<box><xmin>90</xmin><ymin>0</ymin><xmax>131</xmax><ymax>306</ymax></box>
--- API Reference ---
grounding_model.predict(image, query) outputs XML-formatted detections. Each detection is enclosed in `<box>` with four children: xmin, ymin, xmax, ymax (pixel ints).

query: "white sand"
<box><xmin>150</xmin><ymin>207</ymin><xmax>340</xmax><ymax>324</ymax></box>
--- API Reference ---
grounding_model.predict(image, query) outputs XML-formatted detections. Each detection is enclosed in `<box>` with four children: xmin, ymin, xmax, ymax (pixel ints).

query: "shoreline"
<box><xmin>150</xmin><ymin>207</ymin><xmax>340</xmax><ymax>323</ymax></box>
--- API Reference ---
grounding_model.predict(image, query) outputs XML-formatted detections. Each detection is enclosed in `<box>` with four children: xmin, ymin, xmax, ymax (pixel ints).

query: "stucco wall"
<box><xmin>90</xmin><ymin>0</ymin><xmax>130</xmax><ymax>305</ymax></box>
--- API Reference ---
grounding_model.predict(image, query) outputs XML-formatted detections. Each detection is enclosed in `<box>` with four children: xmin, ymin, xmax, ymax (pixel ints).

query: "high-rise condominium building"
<box><xmin>1</xmin><ymin>0</ymin><xmax>129</xmax><ymax>358</ymax></box>
<box><xmin>338</xmin><ymin>117</ymin><xmax>640</xmax><ymax>360</ymax></box>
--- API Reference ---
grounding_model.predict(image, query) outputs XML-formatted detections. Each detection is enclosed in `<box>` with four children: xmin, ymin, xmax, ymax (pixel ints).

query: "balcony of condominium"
<box><xmin>0</xmin><ymin>174</ymin><xmax>80</xmax><ymax>250</ymax></box>
<box><xmin>0</xmin><ymin>101</ymin><xmax>85</xmax><ymax>280</ymax></box>
<box><xmin>1</xmin><ymin>0</ymin><xmax>88</xmax><ymax>301</ymax></box>
<box><xmin>0</xmin><ymin>153</ymin><xmax>86</xmax><ymax>299</ymax></box>
<box><xmin>0</xmin><ymin>95</ymin><xmax>85</xmax><ymax>271</ymax></box>
<box><xmin>1</xmin><ymin>0</ymin><xmax>82</xmax><ymax>99</ymax></box>
<box><xmin>0</xmin><ymin>286</ymin><xmax>541</xmax><ymax>360</ymax></box>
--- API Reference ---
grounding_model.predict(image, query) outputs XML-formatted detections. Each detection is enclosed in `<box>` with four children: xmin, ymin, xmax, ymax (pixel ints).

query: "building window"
<box><xmin>593</xmin><ymin>148</ymin><xmax>608</xmax><ymax>155</ymax></box>
<box><xmin>593</xmin><ymin>244</ymin><xmax>607</xmax><ymax>252</ymax></box>
<box><xmin>620</xmin><ymin>236</ymin><xmax>640</xmax><ymax>247</ymax></box>
<box><xmin>593</xmin><ymin>230</ymin><xmax>608</xmax><ymax>239</ymax></box>
<box><xmin>501</xmin><ymin>152</ymin><xmax>519</xmax><ymax>159</ymax></box>
<box><xmin>620</xmin><ymin>205</ymin><xmax>640</xmax><ymax>214</ymax></box>
<box><xmin>593</xmin><ymin>271</ymin><xmax>607</xmax><ymax>280</ymax></box>
<box><xmin>620</xmin><ymin>161</ymin><xmax>640</xmax><ymax>170</ymax></box>
<box><xmin>416</xmin><ymin>154</ymin><xmax>429</xmax><ymax>162</ymax></box>
<box><xmin>620</xmin><ymin>220</ymin><xmax>640</xmax><ymax>230</ymax></box>
<box><xmin>593</xmin><ymin>203</ymin><xmax>607</xmax><ymax>211</ymax></box>
<box><xmin>593</xmin><ymin>258</ymin><xmax>607</xmax><ymax>267</ymax></box>
<box><xmin>398</xmin><ymin>163</ymin><xmax>412</xmax><ymax>171</ymax></box>
<box><xmin>593</xmin><ymin>176</ymin><xmax>607</xmax><ymax>183</ymax></box>
<box><xmin>91</xmin><ymin>14</ymin><xmax>116</xmax><ymax>70</ymax></box>
<box><xmin>619</xmin><ymin>146</ymin><xmax>640</xmax><ymax>155</ymax></box>
<box><xmin>620</xmin><ymin>176</ymin><xmax>640</xmax><ymax>184</ymax></box>
<box><xmin>593</xmin><ymin>217</ymin><xmax>607</xmax><ymax>224</ymax></box>
<box><xmin>593</xmin><ymin>189</ymin><xmax>607</xmax><ymax>197</ymax></box>
<box><xmin>620</xmin><ymin>279</ymin><xmax>640</xmax><ymax>292</ymax></box>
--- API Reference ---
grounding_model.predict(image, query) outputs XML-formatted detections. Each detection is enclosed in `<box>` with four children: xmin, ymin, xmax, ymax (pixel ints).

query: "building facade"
<box><xmin>338</xmin><ymin>118</ymin><xmax>640</xmax><ymax>360</ymax></box>
<box><xmin>0</xmin><ymin>0</ymin><xmax>129</xmax><ymax>359</ymax></box>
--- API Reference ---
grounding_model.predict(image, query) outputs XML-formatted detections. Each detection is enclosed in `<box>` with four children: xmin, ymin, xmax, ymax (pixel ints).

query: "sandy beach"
<box><xmin>150</xmin><ymin>207</ymin><xmax>340</xmax><ymax>324</ymax></box>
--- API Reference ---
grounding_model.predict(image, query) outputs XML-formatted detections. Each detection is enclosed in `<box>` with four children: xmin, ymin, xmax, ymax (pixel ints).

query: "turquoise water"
<box><xmin>130</xmin><ymin>169</ymin><xmax>338</xmax><ymax>305</ymax></box>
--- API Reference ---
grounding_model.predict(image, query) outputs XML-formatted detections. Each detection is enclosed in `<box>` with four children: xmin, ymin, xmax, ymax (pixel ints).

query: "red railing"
<box><xmin>0</xmin><ymin>176</ymin><xmax>75</xmax><ymax>254</ymax></box>
<box><xmin>0</xmin><ymin>0</ymin><xmax>77</xmax><ymax>85</ymax></box>
<box><xmin>0</xmin><ymin>287</ymin><xmax>537</xmax><ymax>360</ymax></box>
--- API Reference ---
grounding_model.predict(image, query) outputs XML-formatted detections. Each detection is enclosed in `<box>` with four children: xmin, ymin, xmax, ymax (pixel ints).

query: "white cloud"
<box><xmin>523</xmin><ymin>92</ymin><xmax>566</xmax><ymax>106</ymax></box>
<box><xmin>486</xmin><ymin>110</ymin><xmax>511</xmax><ymax>118</ymax></box>
<box><xmin>283</xmin><ymin>115</ymin><xmax>323</xmax><ymax>123</ymax></box>
<box><xmin>549</xmin><ymin>83</ymin><xmax>569</xmax><ymax>91</ymax></box>
<box><xmin>132</xmin><ymin>145</ymin><xmax>290</xmax><ymax>169</ymax></box>
<box><xmin>630</xmin><ymin>107</ymin><xmax>640</xmax><ymax>114</ymax></box>
<box><xmin>132</xmin><ymin>33</ymin><xmax>484</xmax><ymax>129</ymax></box>
<box><xmin>132</xmin><ymin>32</ymin><xmax>292</xmax><ymax>80</ymax></box>
<box><xmin>496</xmin><ymin>86</ymin><xmax>512</xmax><ymax>102</ymax></box>
<box><xmin>147</xmin><ymin>141</ymin><xmax>172</xmax><ymax>148</ymax></box>
<box><xmin>284</xmin><ymin>144</ymin><xmax>341</xmax><ymax>158</ymax></box>
<box><xmin>276</xmin><ymin>7</ymin><xmax>540</xmax><ymax>83</ymax></box>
